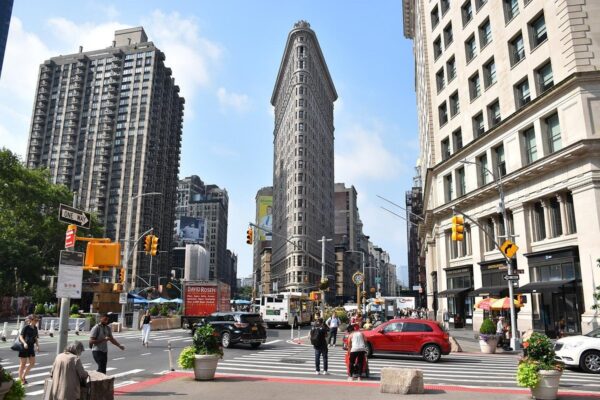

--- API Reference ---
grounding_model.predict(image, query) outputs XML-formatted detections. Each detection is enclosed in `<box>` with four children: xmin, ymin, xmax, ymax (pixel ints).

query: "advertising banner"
<box><xmin>177</xmin><ymin>216</ymin><xmax>206</xmax><ymax>243</ymax></box>
<box><xmin>184</xmin><ymin>284</ymin><xmax>218</xmax><ymax>316</ymax></box>
<box><xmin>396</xmin><ymin>296</ymin><xmax>416</xmax><ymax>310</ymax></box>
<box><xmin>257</xmin><ymin>195</ymin><xmax>273</xmax><ymax>241</ymax></box>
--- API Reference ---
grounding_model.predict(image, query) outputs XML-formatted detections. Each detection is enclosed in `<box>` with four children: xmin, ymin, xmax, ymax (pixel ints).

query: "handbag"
<box><xmin>10</xmin><ymin>336</ymin><xmax>23</xmax><ymax>352</ymax></box>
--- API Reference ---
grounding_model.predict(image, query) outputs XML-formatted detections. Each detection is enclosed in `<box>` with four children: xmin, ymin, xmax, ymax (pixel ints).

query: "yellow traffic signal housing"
<box><xmin>84</xmin><ymin>242</ymin><xmax>121</xmax><ymax>269</ymax></box>
<box><xmin>119</xmin><ymin>267</ymin><xmax>125</xmax><ymax>283</ymax></box>
<box><xmin>150</xmin><ymin>235</ymin><xmax>159</xmax><ymax>256</ymax></box>
<box><xmin>451</xmin><ymin>215</ymin><xmax>465</xmax><ymax>241</ymax></box>
<box><xmin>144</xmin><ymin>235</ymin><xmax>152</xmax><ymax>254</ymax></box>
<box><xmin>246</xmin><ymin>227</ymin><xmax>253</xmax><ymax>245</ymax></box>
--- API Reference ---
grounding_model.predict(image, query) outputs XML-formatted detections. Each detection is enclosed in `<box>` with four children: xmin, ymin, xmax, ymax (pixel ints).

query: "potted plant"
<box><xmin>0</xmin><ymin>365</ymin><xmax>25</xmax><ymax>400</ymax></box>
<box><xmin>478</xmin><ymin>318</ymin><xmax>499</xmax><ymax>353</ymax></box>
<box><xmin>517</xmin><ymin>332</ymin><xmax>563</xmax><ymax>400</ymax></box>
<box><xmin>178</xmin><ymin>324</ymin><xmax>223</xmax><ymax>380</ymax></box>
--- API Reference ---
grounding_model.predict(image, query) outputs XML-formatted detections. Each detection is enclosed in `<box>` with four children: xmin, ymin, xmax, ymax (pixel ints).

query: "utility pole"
<box><xmin>318</xmin><ymin>236</ymin><xmax>332</xmax><ymax>317</ymax></box>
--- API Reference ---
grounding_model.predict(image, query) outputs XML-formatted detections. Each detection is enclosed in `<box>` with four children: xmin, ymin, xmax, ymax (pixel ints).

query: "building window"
<box><xmin>504</xmin><ymin>0</ymin><xmax>519</xmax><ymax>22</ymax></box>
<box><xmin>484</xmin><ymin>218</ymin><xmax>495</xmax><ymax>251</ymax></box>
<box><xmin>544</xmin><ymin>113</ymin><xmax>561</xmax><ymax>153</ymax></box>
<box><xmin>436</xmin><ymin>68</ymin><xmax>445</xmax><ymax>92</ymax></box>
<box><xmin>444</xmin><ymin>23</ymin><xmax>453</xmax><ymax>47</ymax></box>
<box><xmin>487</xmin><ymin>100</ymin><xmax>501</xmax><ymax>128</ymax></box>
<box><xmin>565</xmin><ymin>192</ymin><xmax>577</xmax><ymax>234</ymax></box>
<box><xmin>532</xmin><ymin>201</ymin><xmax>546</xmax><ymax>241</ymax></box>
<box><xmin>549</xmin><ymin>197</ymin><xmax>563</xmax><ymax>237</ymax></box>
<box><xmin>431</xmin><ymin>5</ymin><xmax>440</xmax><ymax>29</ymax></box>
<box><xmin>483</xmin><ymin>58</ymin><xmax>497</xmax><ymax>87</ymax></box>
<box><xmin>456</xmin><ymin>167</ymin><xmax>466</xmax><ymax>197</ymax></box>
<box><xmin>450</xmin><ymin>91</ymin><xmax>460</xmax><ymax>116</ymax></box>
<box><xmin>439</xmin><ymin>102</ymin><xmax>448</xmax><ymax>127</ymax></box>
<box><xmin>441</xmin><ymin>0</ymin><xmax>450</xmax><ymax>15</ymax></box>
<box><xmin>510</xmin><ymin>33</ymin><xmax>525</xmax><ymax>66</ymax></box>
<box><xmin>477</xmin><ymin>152</ymin><xmax>490</xmax><ymax>186</ymax></box>
<box><xmin>444</xmin><ymin>174</ymin><xmax>454</xmax><ymax>202</ymax></box>
<box><xmin>473</xmin><ymin>112</ymin><xmax>485</xmax><ymax>138</ymax></box>
<box><xmin>529</xmin><ymin>13</ymin><xmax>547</xmax><ymax>48</ymax></box>
<box><xmin>493</xmin><ymin>144</ymin><xmax>506</xmax><ymax>177</ymax></box>
<box><xmin>434</xmin><ymin>36</ymin><xmax>443</xmax><ymax>60</ymax></box>
<box><xmin>465</xmin><ymin>35</ymin><xmax>477</xmax><ymax>62</ymax></box>
<box><xmin>479</xmin><ymin>19</ymin><xmax>492</xmax><ymax>48</ymax></box>
<box><xmin>469</xmin><ymin>72</ymin><xmax>481</xmax><ymax>100</ymax></box>
<box><xmin>536</xmin><ymin>62</ymin><xmax>554</xmax><ymax>93</ymax></box>
<box><xmin>462</xmin><ymin>0</ymin><xmax>473</xmax><ymax>26</ymax></box>
<box><xmin>446</xmin><ymin>57</ymin><xmax>456</xmax><ymax>82</ymax></box>
<box><xmin>442</xmin><ymin>137</ymin><xmax>451</xmax><ymax>160</ymax></box>
<box><xmin>515</xmin><ymin>78</ymin><xmax>531</xmax><ymax>109</ymax></box>
<box><xmin>523</xmin><ymin>126</ymin><xmax>537</xmax><ymax>165</ymax></box>
<box><xmin>453</xmin><ymin>129</ymin><xmax>463</xmax><ymax>150</ymax></box>
<box><xmin>476</xmin><ymin>0</ymin><xmax>488</xmax><ymax>10</ymax></box>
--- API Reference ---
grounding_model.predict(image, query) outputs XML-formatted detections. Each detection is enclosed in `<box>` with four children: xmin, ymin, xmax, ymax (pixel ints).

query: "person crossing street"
<box><xmin>141</xmin><ymin>310</ymin><xmax>153</xmax><ymax>347</ymax></box>
<box><xmin>89</xmin><ymin>313</ymin><xmax>125</xmax><ymax>374</ymax></box>
<box><xmin>326</xmin><ymin>312</ymin><xmax>340</xmax><ymax>347</ymax></box>
<box><xmin>310</xmin><ymin>318</ymin><xmax>329</xmax><ymax>375</ymax></box>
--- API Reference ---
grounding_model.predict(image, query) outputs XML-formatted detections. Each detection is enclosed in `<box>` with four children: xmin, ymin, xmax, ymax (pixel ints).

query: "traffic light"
<box><xmin>119</xmin><ymin>267</ymin><xmax>125</xmax><ymax>283</ymax></box>
<box><xmin>246</xmin><ymin>227</ymin><xmax>253</xmax><ymax>245</ymax></box>
<box><xmin>144</xmin><ymin>235</ymin><xmax>152</xmax><ymax>254</ymax></box>
<box><xmin>150</xmin><ymin>235</ymin><xmax>159</xmax><ymax>256</ymax></box>
<box><xmin>451</xmin><ymin>215</ymin><xmax>464</xmax><ymax>241</ymax></box>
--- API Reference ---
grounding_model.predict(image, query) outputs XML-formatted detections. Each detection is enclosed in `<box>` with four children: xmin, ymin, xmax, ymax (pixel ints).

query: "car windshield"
<box><xmin>240</xmin><ymin>314</ymin><xmax>263</xmax><ymax>324</ymax></box>
<box><xmin>584</xmin><ymin>328</ymin><xmax>600</xmax><ymax>338</ymax></box>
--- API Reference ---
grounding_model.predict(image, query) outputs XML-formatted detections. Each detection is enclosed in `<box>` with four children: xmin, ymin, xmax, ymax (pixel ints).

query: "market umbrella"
<box><xmin>475</xmin><ymin>297</ymin><xmax>498</xmax><ymax>311</ymax></box>
<box><xmin>169</xmin><ymin>298</ymin><xmax>183</xmax><ymax>304</ymax></box>
<box><xmin>491</xmin><ymin>297</ymin><xmax>523</xmax><ymax>310</ymax></box>
<box><xmin>149</xmin><ymin>297</ymin><xmax>171</xmax><ymax>304</ymax></box>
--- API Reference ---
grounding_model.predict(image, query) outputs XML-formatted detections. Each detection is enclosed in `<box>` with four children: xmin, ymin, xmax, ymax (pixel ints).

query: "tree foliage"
<box><xmin>0</xmin><ymin>149</ymin><xmax>103</xmax><ymax>296</ymax></box>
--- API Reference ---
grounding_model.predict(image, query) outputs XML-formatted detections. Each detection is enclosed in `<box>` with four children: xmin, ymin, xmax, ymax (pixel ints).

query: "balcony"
<box><xmin>32</xmin><ymin>124</ymin><xmax>44</xmax><ymax>132</ymax></box>
<box><xmin>98</xmin><ymin>123</ymin><xmax>114</xmax><ymax>132</ymax></box>
<box><xmin>65</xmin><ymin>121</ymin><xmax>78</xmax><ymax>128</ymax></box>
<box><xmin>71</xmin><ymin>76</ymin><xmax>84</xmax><ymax>83</ymax></box>
<box><xmin>107</xmin><ymin>85</ymin><xmax>118</xmax><ymax>93</ymax></box>
<box><xmin>66</xmin><ymin>105</ymin><xmax>79</xmax><ymax>113</ymax></box>
<box><xmin>35</xmin><ymin>101</ymin><xmax>48</xmax><ymax>110</ymax></box>
<box><xmin>100</xmin><ymin>116</ymin><xmax>114</xmax><ymax>124</ymax></box>
<box><xmin>102</xmin><ymin>108</ymin><xmax>115</xmax><ymax>115</ymax></box>
<box><xmin>71</xmin><ymin>83</ymin><xmax>84</xmax><ymax>91</ymax></box>
<box><xmin>65</xmin><ymin>112</ymin><xmax>79</xmax><ymax>121</ymax></box>
<box><xmin>34</xmin><ymin>116</ymin><xmax>45</xmax><ymax>124</ymax></box>
<box><xmin>38</xmin><ymin>88</ymin><xmax>50</xmax><ymax>95</ymax></box>
<box><xmin>37</xmin><ymin>94</ymin><xmax>49</xmax><ymax>103</ymax></box>
<box><xmin>34</xmin><ymin>108</ymin><xmax>46</xmax><ymax>117</ymax></box>
<box><xmin>30</xmin><ymin>139</ymin><xmax>42</xmax><ymax>147</ymax></box>
<box><xmin>59</xmin><ymin>152</ymin><xmax>74</xmax><ymax>159</ymax></box>
<box><xmin>41</xmin><ymin>65</ymin><xmax>53</xmax><ymax>73</ymax></box>
<box><xmin>106</xmin><ymin>78</ymin><xmax>119</xmax><ymax>86</ymax></box>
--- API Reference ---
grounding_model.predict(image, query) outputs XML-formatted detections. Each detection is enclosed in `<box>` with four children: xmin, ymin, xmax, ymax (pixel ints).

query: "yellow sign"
<box><xmin>500</xmin><ymin>240</ymin><xmax>519</xmax><ymax>259</ymax></box>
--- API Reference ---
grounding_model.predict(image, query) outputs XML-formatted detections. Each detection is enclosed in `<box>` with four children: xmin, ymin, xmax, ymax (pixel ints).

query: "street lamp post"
<box><xmin>460</xmin><ymin>160</ymin><xmax>519</xmax><ymax>351</ymax></box>
<box><xmin>120</xmin><ymin>192</ymin><xmax>161</xmax><ymax>327</ymax></box>
<box><xmin>346</xmin><ymin>250</ymin><xmax>366</xmax><ymax>314</ymax></box>
<box><xmin>318</xmin><ymin>236</ymin><xmax>332</xmax><ymax>317</ymax></box>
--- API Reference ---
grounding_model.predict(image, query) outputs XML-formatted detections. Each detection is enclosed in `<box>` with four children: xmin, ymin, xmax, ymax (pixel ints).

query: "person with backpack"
<box><xmin>310</xmin><ymin>318</ymin><xmax>329</xmax><ymax>375</ymax></box>
<box><xmin>89</xmin><ymin>313</ymin><xmax>125</xmax><ymax>374</ymax></box>
<box><xmin>326</xmin><ymin>312</ymin><xmax>340</xmax><ymax>347</ymax></box>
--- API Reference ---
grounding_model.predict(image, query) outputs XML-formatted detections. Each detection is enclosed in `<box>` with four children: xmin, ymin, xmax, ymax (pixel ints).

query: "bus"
<box><xmin>259</xmin><ymin>292</ymin><xmax>314</xmax><ymax>328</ymax></box>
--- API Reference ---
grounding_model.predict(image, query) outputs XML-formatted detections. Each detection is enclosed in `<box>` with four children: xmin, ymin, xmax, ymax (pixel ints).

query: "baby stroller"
<box><xmin>345</xmin><ymin>350</ymin><xmax>370</xmax><ymax>379</ymax></box>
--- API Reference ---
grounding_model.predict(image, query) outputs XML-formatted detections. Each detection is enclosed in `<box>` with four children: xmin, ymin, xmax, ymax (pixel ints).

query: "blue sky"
<box><xmin>0</xmin><ymin>0</ymin><xmax>417</xmax><ymax>283</ymax></box>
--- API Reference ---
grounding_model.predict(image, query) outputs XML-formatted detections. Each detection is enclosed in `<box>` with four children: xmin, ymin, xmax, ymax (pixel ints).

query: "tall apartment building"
<box><xmin>175</xmin><ymin>175</ymin><xmax>229</xmax><ymax>282</ymax></box>
<box><xmin>253</xmin><ymin>186</ymin><xmax>273</xmax><ymax>294</ymax></box>
<box><xmin>270</xmin><ymin>21</ymin><xmax>337</xmax><ymax>295</ymax></box>
<box><xmin>25</xmin><ymin>27</ymin><xmax>184</xmax><ymax>289</ymax></box>
<box><xmin>0</xmin><ymin>0</ymin><xmax>12</xmax><ymax>78</ymax></box>
<box><xmin>404</xmin><ymin>0</ymin><xmax>600</xmax><ymax>336</ymax></box>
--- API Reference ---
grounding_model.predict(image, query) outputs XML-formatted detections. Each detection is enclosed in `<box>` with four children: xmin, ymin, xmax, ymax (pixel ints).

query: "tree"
<box><xmin>0</xmin><ymin>149</ymin><xmax>103</xmax><ymax>296</ymax></box>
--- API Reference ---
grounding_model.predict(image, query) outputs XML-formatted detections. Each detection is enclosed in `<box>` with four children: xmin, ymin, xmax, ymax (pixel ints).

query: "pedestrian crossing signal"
<box><xmin>451</xmin><ymin>215</ymin><xmax>464</xmax><ymax>241</ymax></box>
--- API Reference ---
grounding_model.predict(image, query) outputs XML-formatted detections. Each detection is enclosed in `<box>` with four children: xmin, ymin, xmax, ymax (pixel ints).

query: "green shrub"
<box><xmin>193</xmin><ymin>324</ymin><xmax>223</xmax><ymax>357</ymax></box>
<box><xmin>70</xmin><ymin>304</ymin><xmax>80</xmax><ymax>315</ymax></box>
<box><xmin>47</xmin><ymin>305</ymin><xmax>57</xmax><ymax>314</ymax></box>
<box><xmin>517</xmin><ymin>361</ymin><xmax>540</xmax><ymax>389</ymax></box>
<box><xmin>160</xmin><ymin>304</ymin><xmax>169</xmax><ymax>317</ymax></box>
<box><xmin>178</xmin><ymin>346</ymin><xmax>196</xmax><ymax>369</ymax></box>
<box><xmin>324</xmin><ymin>307</ymin><xmax>348</xmax><ymax>324</ymax></box>
<box><xmin>149</xmin><ymin>305</ymin><xmax>159</xmax><ymax>316</ymax></box>
<box><xmin>1</xmin><ymin>369</ymin><xmax>25</xmax><ymax>400</ymax></box>
<box><xmin>86</xmin><ymin>314</ymin><xmax>96</xmax><ymax>327</ymax></box>
<box><xmin>479</xmin><ymin>318</ymin><xmax>496</xmax><ymax>335</ymax></box>
<box><xmin>34</xmin><ymin>304</ymin><xmax>45</xmax><ymax>315</ymax></box>
<box><xmin>516</xmin><ymin>332</ymin><xmax>563</xmax><ymax>388</ymax></box>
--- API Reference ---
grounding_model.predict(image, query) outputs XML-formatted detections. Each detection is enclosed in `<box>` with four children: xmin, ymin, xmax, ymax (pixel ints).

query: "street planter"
<box><xmin>479</xmin><ymin>336</ymin><xmax>499</xmax><ymax>354</ymax></box>
<box><xmin>193</xmin><ymin>354</ymin><xmax>220</xmax><ymax>381</ymax></box>
<box><xmin>0</xmin><ymin>380</ymin><xmax>13</xmax><ymax>400</ymax></box>
<box><xmin>530</xmin><ymin>370</ymin><xmax>562</xmax><ymax>400</ymax></box>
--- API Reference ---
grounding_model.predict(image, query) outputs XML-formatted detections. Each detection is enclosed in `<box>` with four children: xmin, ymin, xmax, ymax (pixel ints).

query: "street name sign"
<box><xmin>503</xmin><ymin>274</ymin><xmax>520</xmax><ymax>281</ymax></box>
<box><xmin>56</xmin><ymin>251</ymin><xmax>84</xmax><ymax>299</ymax></box>
<box><xmin>58</xmin><ymin>204</ymin><xmax>91</xmax><ymax>229</ymax></box>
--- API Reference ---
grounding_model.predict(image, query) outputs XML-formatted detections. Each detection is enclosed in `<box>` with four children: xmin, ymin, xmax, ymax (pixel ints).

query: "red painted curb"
<box><xmin>115</xmin><ymin>371</ymin><xmax>600</xmax><ymax>398</ymax></box>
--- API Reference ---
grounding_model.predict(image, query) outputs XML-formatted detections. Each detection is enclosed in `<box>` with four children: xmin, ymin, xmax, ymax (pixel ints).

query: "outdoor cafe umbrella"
<box><xmin>149</xmin><ymin>297</ymin><xmax>171</xmax><ymax>304</ymax></box>
<box><xmin>475</xmin><ymin>297</ymin><xmax>498</xmax><ymax>311</ymax></box>
<box><xmin>491</xmin><ymin>297</ymin><xmax>523</xmax><ymax>310</ymax></box>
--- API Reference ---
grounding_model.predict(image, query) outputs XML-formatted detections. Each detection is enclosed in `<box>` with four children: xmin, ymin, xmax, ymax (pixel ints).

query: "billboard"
<box><xmin>176</xmin><ymin>216</ymin><xmax>206</xmax><ymax>244</ymax></box>
<box><xmin>257</xmin><ymin>195</ymin><xmax>273</xmax><ymax>241</ymax></box>
<box><xmin>396</xmin><ymin>297</ymin><xmax>416</xmax><ymax>310</ymax></box>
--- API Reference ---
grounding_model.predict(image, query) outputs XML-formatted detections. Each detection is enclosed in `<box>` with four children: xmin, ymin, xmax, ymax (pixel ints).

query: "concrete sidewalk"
<box><xmin>114</xmin><ymin>372</ymin><xmax>600</xmax><ymax>400</ymax></box>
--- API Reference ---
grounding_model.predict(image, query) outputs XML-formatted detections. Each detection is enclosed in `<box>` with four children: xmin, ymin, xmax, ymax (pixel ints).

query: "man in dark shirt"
<box><xmin>89</xmin><ymin>313</ymin><xmax>125</xmax><ymax>374</ymax></box>
<box><xmin>311</xmin><ymin>318</ymin><xmax>329</xmax><ymax>375</ymax></box>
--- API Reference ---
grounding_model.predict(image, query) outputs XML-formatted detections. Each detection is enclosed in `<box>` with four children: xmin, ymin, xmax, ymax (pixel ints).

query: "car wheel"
<box><xmin>580</xmin><ymin>350</ymin><xmax>600</xmax><ymax>374</ymax></box>
<box><xmin>221</xmin><ymin>332</ymin><xmax>232</xmax><ymax>348</ymax></box>
<box><xmin>251</xmin><ymin>343</ymin><xmax>261</xmax><ymax>349</ymax></box>
<box><xmin>366</xmin><ymin>343</ymin><xmax>374</xmax><ymax>358</ymax></box>
<box><xmin>422</xmin><ymin>344</ymin><xmax>441</xmax><ymax>363</ymax></box>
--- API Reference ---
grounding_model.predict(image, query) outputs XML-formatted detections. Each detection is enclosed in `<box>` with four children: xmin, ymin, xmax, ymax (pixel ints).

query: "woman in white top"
<box><xmin>346</xmin><ymin>325</ymin><xmax>367</xmax><ymax>381</ymax></box>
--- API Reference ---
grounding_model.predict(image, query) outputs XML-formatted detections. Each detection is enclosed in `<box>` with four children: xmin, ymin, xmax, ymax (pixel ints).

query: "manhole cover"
<box><xmin>281</xmin><ymin>358</ymin><xmax>306</xmax><ymax>364</ymax></box>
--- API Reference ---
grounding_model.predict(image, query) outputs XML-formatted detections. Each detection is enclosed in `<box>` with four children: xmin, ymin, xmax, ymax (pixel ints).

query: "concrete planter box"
<box><xmin>531</xmin><ymin>370</ymin><xmax>562</xmax><ymax>400</ymax></box>
<box><xmin>0</xmin><ymin>379</ymin><xmax>13</xmax><ymax>400</ymax></box>
<box><xmin>193</xmin><ymin>354</ymin><xmax>219</xmax><ymax>380</ymax></box>
<box><xmin>137</xmin><ymin>316</ymin><xmax>181</xmax><ymax>331</ymax></box>
<box><xmin>479</xmin><ymin>336</ymin><xmax>499</xmax><ymax>353</ymax></box>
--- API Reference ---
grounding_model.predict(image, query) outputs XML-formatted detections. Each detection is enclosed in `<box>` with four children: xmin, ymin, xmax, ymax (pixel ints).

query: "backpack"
<box><xmin>310</xmin><ymin>327</ymin><xmax>321</xmax><ymax>346</ymax></box>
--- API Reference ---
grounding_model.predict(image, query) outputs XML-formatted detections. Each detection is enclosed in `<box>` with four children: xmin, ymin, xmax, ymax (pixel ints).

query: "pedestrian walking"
<box><xmin>346</xmin><ymin>324</ymin><xmax>367</xmax><ymax>381</ymax></box>
<box><xmin>326</xmin><ymin>312</ymin><xmax>340</xmax><ymax>347</ymax></box>
<box><xmin>89</xmin><ymin>313</ymin><xmax>125</xmax><ymax>374</ymax></box>
<box><xmin>310</xmin><ymin>318</ymin><xmax>329</xmax><ymax>375</ymax></box>
<box><xmin>140</xmin><ymin>310</ymin><xmax>152</xmax><ymax>347</ymax></box>
<box><xmin>18</xmin><ymin>315</ymin><xmax>39</xmax><ymax>384</ymax></box>
<box><xmin>47</xmin><ymin>341</ymin><xmax>88</xmax><ymax>400</ymax></box>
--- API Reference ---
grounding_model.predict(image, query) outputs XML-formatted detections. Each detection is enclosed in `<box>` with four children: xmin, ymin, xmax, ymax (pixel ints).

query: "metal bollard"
<box><xmin>1</xmin><ymin>322</ymin><xmax>7</xmax><ymax>341</ymax></box>
<box><xmin>167</xmin><ymin>340</ymin><xmax>175</xmax><ymax>371</ymax></box>
<box><xmin>290</xmin><ymin>324</ymin><xmax>294</xmax><ymax>341</ymax></box>
<box><xmin>297</xmin><ymin>324</ymin><xmax>301</xmax><ymax>343</ymax></box>
<box><xmin>49</xmin><ymin>320</ymin><xmax>55</xmax><ymax>337</ymax></box>
<box><xmin>75</xmin><ymin>318</ymin><xmax>81</xmax><ymax>335</ymax></box>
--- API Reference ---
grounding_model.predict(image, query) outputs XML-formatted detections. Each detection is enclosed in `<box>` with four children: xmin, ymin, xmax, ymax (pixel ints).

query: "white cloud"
<box><xmin>335</xmin><ymin>124</ymin><xmax>404</xmax><ymax>183</ymax></box>
<box><xmin>216</xmin><ymin>87</ymin><xmax>251</xmax><ymax>113</ymax></box>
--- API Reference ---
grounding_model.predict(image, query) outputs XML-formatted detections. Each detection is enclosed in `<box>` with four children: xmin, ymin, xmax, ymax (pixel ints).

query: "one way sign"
<box><xmin>58</xmin><ymin>204</ymin><xmax>91</xmax><ymax>229</ymax></box>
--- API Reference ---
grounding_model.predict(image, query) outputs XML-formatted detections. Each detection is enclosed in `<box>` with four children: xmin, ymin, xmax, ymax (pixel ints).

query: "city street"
<box><xmin>1</xmin><ymin>327</ymin><xmax>599</xmax><ymax>397</ymax></box>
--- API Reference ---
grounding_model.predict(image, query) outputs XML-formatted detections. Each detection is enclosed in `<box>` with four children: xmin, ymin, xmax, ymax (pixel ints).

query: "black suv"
<box><xmin>192</xmin><ymin>312</ymin><xmax>267</xmax><ymax>349</ymax></box>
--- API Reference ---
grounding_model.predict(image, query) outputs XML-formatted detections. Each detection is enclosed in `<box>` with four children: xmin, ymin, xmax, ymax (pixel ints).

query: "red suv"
<box><xmin>343</xmin><ymin>319</ymin><xmax>451</xmax><ymax>363</ymax></box>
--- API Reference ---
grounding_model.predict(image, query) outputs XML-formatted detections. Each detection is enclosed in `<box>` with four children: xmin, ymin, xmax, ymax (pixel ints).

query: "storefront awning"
<box><xmin>469</xmin><ymin>285</ymin><xmax>509</xmax><ymax>297</ymax></box>
<box><xmin>437</xmin><ymin>287</ymin><xmax>472</xmax><ymax>298</ymax></box>
<box><xmin>515</xmin><ymin>279</ymin><xmax>576</xmax><ymax>294</ymax></box>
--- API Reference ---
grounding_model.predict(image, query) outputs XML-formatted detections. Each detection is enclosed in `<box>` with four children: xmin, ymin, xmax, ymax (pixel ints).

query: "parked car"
<box><xmin>554</xmin><ymin>328</ymin><xmax>600</xmax><ymax>373</ymax></box>
<box><xmin>342</xmin><ymin>318</ymin><xmax>451</xmax><ymax>363</ymax></box>
<box><xmin>192</xmin><ymin>312</ymin><xmax>267</xmax><ymax>349</ymax></box>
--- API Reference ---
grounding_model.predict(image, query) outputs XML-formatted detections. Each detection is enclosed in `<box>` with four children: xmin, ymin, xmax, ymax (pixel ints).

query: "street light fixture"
<box><xmin>459</xmin><ymin>159</ymin><xmax>519</xmax><ymax>351</ymax></box>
